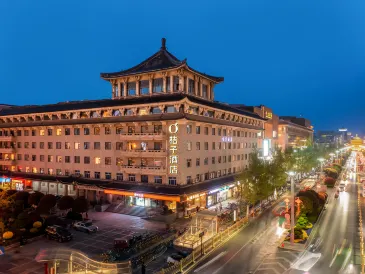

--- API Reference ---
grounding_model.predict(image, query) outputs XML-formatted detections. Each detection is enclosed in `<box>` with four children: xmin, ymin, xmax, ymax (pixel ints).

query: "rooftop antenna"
<box><xmin>161</xmin><ymin>38</ymin><xmax>166</xmax><ymax>50</ymax></box>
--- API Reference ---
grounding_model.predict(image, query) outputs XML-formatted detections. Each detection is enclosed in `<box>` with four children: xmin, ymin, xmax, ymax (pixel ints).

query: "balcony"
<box><xmin>119</xmin><ymin>165</ymin><xmax>166</xmax><ymax>175</ymax></box>
<box><xmin>0</xmin><ymin>159</ymin><xmax>15</xmax><ymax>166</ymax></box>
<box><xmin>119</xmin><ymin>132</ymin><xmax>165</xmax><ymax>141</ymax></box>
<box><xmin>0</xmin><ymin>136</ymin><xmax>15</xmax><ymax>142</ymax></box>
<box><xmin>121</xmin><ymin>149</ymin><xmax>167</xmax><ymax>157</ymax></box>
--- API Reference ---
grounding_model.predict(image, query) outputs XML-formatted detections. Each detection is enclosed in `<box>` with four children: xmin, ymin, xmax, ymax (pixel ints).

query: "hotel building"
<box><xmin>0</xmin><ymin>38</ymin><xmax>266</xmax><ymax>213</ymax></box>
<box><xmin>278</xmin><ymin>116</ymin><xmax>313</xmax><ymax>150</ymax></box>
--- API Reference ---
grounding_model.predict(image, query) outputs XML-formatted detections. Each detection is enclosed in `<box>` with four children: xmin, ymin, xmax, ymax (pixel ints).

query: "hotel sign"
<box><xmin>169</xmin><ymin>123</ymin><xmax>179</xmax><ymax>174</ymax></box>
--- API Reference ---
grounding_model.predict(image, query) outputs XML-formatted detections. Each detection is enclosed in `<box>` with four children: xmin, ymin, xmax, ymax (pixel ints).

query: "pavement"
<box><xmin>0</xmin><ymin>211</ymin><xmax>168</xmax><ymax>274</ymax></box>
<box><xmin>187</xmin><ymin>168</ymin><xmax>359</xmax><ymax>274</ymax></box>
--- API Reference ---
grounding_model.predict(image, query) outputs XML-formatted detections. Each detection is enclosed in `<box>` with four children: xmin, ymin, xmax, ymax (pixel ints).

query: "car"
<box><xmin>73</xmin><ymin>220</ymin><xmax>98</xmax><ymax>233</ymax></box>
<box><xmin>45</xmin><ymin>225</ymin><xmax>73</xmax><ymax>242</ymax></box>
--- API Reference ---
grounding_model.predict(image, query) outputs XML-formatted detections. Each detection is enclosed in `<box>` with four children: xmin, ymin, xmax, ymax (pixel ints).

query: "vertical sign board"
<box><xmin>168</xmin><ymin>123</ymin><xmax>179</xmax><ymax>175</ymax></box>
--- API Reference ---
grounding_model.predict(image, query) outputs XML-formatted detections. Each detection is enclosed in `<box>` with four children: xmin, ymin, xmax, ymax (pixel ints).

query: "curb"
<box><xmin>4</xmin><ymin>234</ymin><xmax>44</xmax><ymax>251</ymax></box>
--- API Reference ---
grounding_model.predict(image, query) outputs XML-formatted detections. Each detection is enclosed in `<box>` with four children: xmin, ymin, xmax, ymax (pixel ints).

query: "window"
<box><xmin>186</xmin><ymin>176</ymin><xmax>193</xmax><ymax>184</ymax></box>
<box><xmin>223</xmin><ymin>129</ymin><xmax>227</xmax><ymax>136</ymax></box>
<box><xmin>84</xmin><ymin>171</ymin><xmax>90</xmax><ymax>178</ymax></box>
<box><xmin>187</xmin><ymin>159</ymin><xmax>192</xmax><ymax>168</ymax></box>
<box><xmin>128</xmin><ymin>174</ymin><xmax>136</xmax><ymax>182</ymax></box>
<box><xmin>65</xmin><ymin>128</ymin><xmax>71</xmax><ymax>135</ymax></box>
<box><xmin>196</xmin><ymin>142</ymin><xmax>200</xmax><ymax>150</ymax></box>
<box><xmin>94</xmin><ymin>127</ymin><xmax>100</xmax><ymax>135</ymax></box>
<box><xmin>30</xmin><ymin>130</ymin><xmax>35</xmax><ymax>136</ymax></box>
<box><xmin>94</xmin><ymin>142</ymin><xmax>100</xmax><ymax>150</ymax></box>
<box><xmin>151</xmin><ymin>107</ymin><xmax>162</xmax><ymax>114</ymax></box>
<box><xmin>65</xmin><ymin>156</ymin><xmax>71</xmax><ymax>163</ymax></box>
<box><xmin>48</xmin><ymin>155</ymin><xmax>53</xmax><ymax>162</ymax></box>
<box><xmin>166</xmin><ymin>106</ymin><xmax>177</xmax><ymax>113</ymax></box>
<box><xmin>204</xmin><ymin>142</ymin><xmax>208</xmax><ymax>150</ymax></box>
<box><xmin>17</xmin><ymin>154</ymin><xmax>22</xmax><ymax>160</ymax></box>
<box><xmin>40</xmin><ymin>129</ymin><xmax>45</xmax><ymax>136</ymax></box>
<box><xmin>48</xmin><ymin>142</ymin><xmax>53</xmax><ymax>149</ymax></box>
<box><xmin>94</xmin><ymin>172</ymin><xmax>100</xmax><ymax>179</ymax></box>
<box><xmin>154</xmin><ymin>176</ymin><xmax>162</xmax><ymax>184</ymax></box>
<box><xmin>47</xmin><ymin>129</ymin><xmax>52</xmax><ymax>136</ymax></box>
<box><xmin>84</xmin><ymin>142</ymin><xmax>90</xmax><ymax>149</ymax></box>
<box><xmin>74</xmin><ymin>170</ymin><xmax>80</xmax><ymax>176</ymax></box>
<box><xmin>141</xmin><ymin>175</ymin><xmax>148</xmax><ymax>183</ymax></box>
<box><xmin>24</xmin><ymin>142</ymin><xmax>29</xmax><ymax>149</ymax></box>
<box><xmin>202</xmin><ymin>84</ymin><xmax>208</xmax><ymax>98</ymax></box>
<box><xmin>228</xmin><ymin>155</ymin><xmax>232</xmax><ymax>162</ymax></box>
<box><xmin>17</xmin><ymin>142</ymin><xmax>21</xmax><ymax>149</ymax></box>
<box><xmin>56</xmin><ymin>128</ymin><xmax>62</xmax><ymax>136</ymax></box>
<box><xmin>64</xmin><ymin>169</ymin><xmax>70</xmax><ymax>176</ymax></box>
<box><xmin>116</xmin><ymin>157</ymin><xmax>123</xmax><ymax>166</ymax></box>
<box><xmin>140</xmin><ymin>80</ymin><xmax>149</xmax><ymax>95</ymax></box>
<box><xmin>74</xmin><ymin>128</ymin><xmax>80</xmax><ymax>135</ymax></box>
<box><xmin>84</xmin><ymin>128</ymin><xmax>90</xmax><ymax>135</ymax></box>
<box><xmin>65</xmin><ymin>142</ymin><xmax>71</xmax><ymax>149</ymax></box>
<box><xmin>32</xmin><ymin>142</ymin><xmax>36</xmax><ymax>149</ymax></box>
<box><xmin>223</xmin><ymin>156</ymin><xmax>227</xmax><ymax>163</ymax></box>
<box><xmin>48</xmin><ymin>168</ymin><xmax>54</xmax><ymax>175</ymax></box>
<box><xmin>212</xmin><ymin>142</ymin><xmax>215</xmax><ymax>150</ymax></box>
<box><xmin>74</xmin><ymin>156</ymin><xmax>80</xmax><ymax>163</ymax></box>
<box><xmin>153</xmin><ymin>78</ymin><xmax>163</xmax><ymax>93</ymax></box>
<box><xmin>196</xmin><ymin>158</ymin><xmax>200</xmax><ymax>166</ymax></box>
<box><xmin>116</xmin><ymin>142</ymin><xmax>123</xmax><ymax>150</ymax></box>
<box><xmin>188</xmin><ymin>79</ymin><xmax>195</xmax><ymax>94</ymax></box>
<box><xmin>56</xmin><ymin>142</ymin><xmax>61</xmax><ymax>149</ymax></box>
<box><xmin>168</xmin><ymin>177</ymin><xmax>177</xmax><ymax>185</ymax></box>
<box><xmin>16</xmin><ymin>130</ymin><xmax>21</xmax><ymax>136</ymax></box>
<box><xmin>127</xmin><ymin>82</ymin><xmax>136</xmax><ymax>96</ymax></box>
<box><xmin>105</xmin><ymin>157</ymin><xmax>112</xmax><ymax>165</ymax></box>
<box><xmin>218</xmin><ymin>128</ymin><xmax>222</xmax><ymax>136</ymax></box>
<box><xmin>141</xmin><ymin>125</ymin><xmax>148</xmax><ymax>133</ymax></box>
<box><xmin>105</xmin><ymin>127</ymin><xmax>111</xmax><ymax>135</ymax></box>
<box><xmin>40</xmin><ymin>155</ymin><xmax>44</xmax><ymax>162</ymax></box>
<box><xmin>154</xmin><ymin>142</ymin><xmax>162</xmax><ymax>150</ymax></box>
<box><xmin>105</xmin><ymin>142</ymin><xmax>112</xmax><ymax>150</ymax></box>
<box><xmin>105</xmin><ymin>172</ymin><xmax>112</xmax><ymax>180</ymax></box>
<box><xmin>32</xmin><ymin>155</ymin><xmax>36</xmax><ymax>161</ymax></box>
<box><xmin>204</xmin><ymin>157</ymin><xmax>208</xmax><ymax>165</ymax></box>
<box><xmin>166</xmin><ymin>77</ymin><xmax>171</xmax><ymax>92</ymax></box>
<box><xmin>74</xmin><ymin>142</ymin><xmax>80</xmax><ymax>149</ymax></box>
<box><xmin>187</xmin><ymin>125</ymin><xmax>192</xmax><ymax>134</ymax></box>
<box><xmin>154</xmin><ymin>125</ymin><xmax>162</xmax><ymax>133</ymax></box>
<box><xmin>173</xmin><ymin>76</ymin><xmax>180</xmax><ymax>91</ymax></box>
<box><xmin>196</xmin><ymin>126</ymin><xmax>200</xmax><ymax>134</ymax></box>
<box><xmin>187</xmin><ymin>142</ymin><xmax>192</xmax><ymax>151</ymax></box>
<box><xmin>204</xmin><ymin>127</ymin><xmax>209</xmax><ymax>135</ymax></box>
<box><xmin>212</xmin><ymin>157</ymin><xmax>215</xmax><ymax>164</ymax></box>
<box><xmin>25</xmin><ymin>130</ymin><xmax>30</xmax><ymax>136</ymax></box>
<box><xmin>84</xmin><ymin>156</ymin><xmax>90</xmax><ymax>164</ymax></box>
<box><xmin>95</xmin><ymin>157</ymin><xmax>101</xmax><ymax>164</ymax></box>
<box><xmin>56</xmin><ymin>156</ymin><xmax>62</xmax><ymax>163</ymax></box>
<box><xmin>24</xmin><ymin>154</ymin><xmax>29</xmax><ymax>161</ymax></box>
<box><xmin>116</xmin><ymin>127</ymin><xmax>123</xmax><ymax>134</ymax></box>
<box><xmin>116</xmin><ymin>173</ymin><xmax>123</xmax><ymax>181</ymax></box>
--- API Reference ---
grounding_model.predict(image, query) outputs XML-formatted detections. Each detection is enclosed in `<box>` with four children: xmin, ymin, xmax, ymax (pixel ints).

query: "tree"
<box><xmin>36</xmin><ymin>194</ymin><xmax>57</xmax><ymax>215</ymax></box>
<box><xmin>28</xmin><ymin>191</ymin><xmax>44</xmax><ymax>207</ymax></box>
<box><xmin>15</xmin><ymin>191</ymin><xmax>30</xmax><ymax>209</ymax></box>
<box><xmin>14</xmin><ymin>212</ymin><xmax>31</xmax><ymax>229</ymax></box>
<box><xmin>57</xmin><ymin>196</ymin><xmax>74</xmax><ymax>211</ymax></box>
<box><xmin>72</xmin><ymin>196</ymin><xmax>88</xmax><ymax>214</ymax></box>
<box><xmin>299</xmin><ymin>196</ymin><xmax>313</xmax><ymax>214</ymax></box>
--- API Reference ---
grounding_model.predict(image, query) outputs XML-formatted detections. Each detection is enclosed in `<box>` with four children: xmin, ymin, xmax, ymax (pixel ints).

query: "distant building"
<box><xmin>278</xmin><ymin>116</ymin><xmax>313</xmax><ymax>150</ymax></box>
<box><xmin>314</xmin><ymin>130</ymin><xmax>343</xmax><ymax>148</ymax></box>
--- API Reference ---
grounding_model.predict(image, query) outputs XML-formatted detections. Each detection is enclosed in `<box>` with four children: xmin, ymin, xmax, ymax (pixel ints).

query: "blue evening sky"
<box><xmin>1</xmin><ymin>1</ymin><xmax>364</xmax><ymax>134</ymax></box>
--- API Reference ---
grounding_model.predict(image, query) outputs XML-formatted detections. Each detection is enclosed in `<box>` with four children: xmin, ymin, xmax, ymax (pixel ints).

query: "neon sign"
<box><xmin>169</xmin><ymin>123</ymin><xmax>179</xmax><ymax>174</ymax></box>
<box><xmin>221</xmin><ymin>137</ymin><xmax>232</xmax><ymax>142</ymax></box>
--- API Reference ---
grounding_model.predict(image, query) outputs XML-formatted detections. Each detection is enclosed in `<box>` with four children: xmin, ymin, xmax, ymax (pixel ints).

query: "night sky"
<box><xmin>1</xmin><ymin>1</ymin><xmax>364</xmax><ymax>134</ymax></box>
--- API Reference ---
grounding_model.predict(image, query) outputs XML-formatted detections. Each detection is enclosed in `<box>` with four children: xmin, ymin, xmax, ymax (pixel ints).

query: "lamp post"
<box><xmin>286</xmin><ymin>171</ymin><xmax>296</xmax><ymax>244</ymax></box>
<box><xmin>317</xmin><ymin>157</ymin><xmax>325</xmax><ymax>173</ymax></box>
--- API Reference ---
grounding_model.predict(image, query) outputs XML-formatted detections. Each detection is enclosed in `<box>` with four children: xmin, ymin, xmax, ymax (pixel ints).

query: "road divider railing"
<box><xmin>155</xmin><ymin>216</ymin><xmax>249</xmax><ymax>274</ymax></box>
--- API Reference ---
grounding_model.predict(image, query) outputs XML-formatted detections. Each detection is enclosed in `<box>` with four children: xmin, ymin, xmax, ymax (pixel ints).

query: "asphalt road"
<box><xmin>189</xmin><ymin>156</ymin><xmax>360</xmax><ymax>274</ymax></box>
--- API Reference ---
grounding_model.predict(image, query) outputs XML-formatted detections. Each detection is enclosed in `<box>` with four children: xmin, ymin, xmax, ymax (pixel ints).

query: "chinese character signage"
<box><xmin>169</xmin><ymin>123</ymin><xmax>179</xmax><ymax>174</ymax></box>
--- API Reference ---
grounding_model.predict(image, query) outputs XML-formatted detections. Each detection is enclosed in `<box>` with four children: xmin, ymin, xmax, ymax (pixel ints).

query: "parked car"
<box><xmin>73</xmin><ymin>220</ymin><xmax>98</xmax><ymax>233</ymax></box>
<box><xmin>45</xmin><ymin>225</ymin><xmax>73</xmax><ymax>242</ymax></box>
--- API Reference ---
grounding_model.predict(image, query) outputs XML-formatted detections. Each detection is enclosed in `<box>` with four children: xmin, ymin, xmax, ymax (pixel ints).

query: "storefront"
<box><xmin>0</xmin><ymin>177</ymin><xmax>32</xmax><ymax>191</ymax></box>
<box><xmin>186</xmin><ymin>193</ymin><xmax>207</xmax><ymax>209</ymax></box>
<box><xmin>206</xmin><ymin>183</ymin><xmax>236</xmax><ymax>208</ymax></box>
<box><xmin>104</xmin><ymin>189</ymin><xmax>179</xmax><ymax>210</ymax></box>
<box><xmin>0</xmin><ymin>176</ymin><xmax>11</xmax><ymax>190</ymax></box>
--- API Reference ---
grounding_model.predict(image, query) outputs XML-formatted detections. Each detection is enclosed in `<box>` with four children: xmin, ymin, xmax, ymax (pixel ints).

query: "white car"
<box><xmin>73</xmin><ymin>221</ymin><xmax>98</xmax><ymax>233</ymax></box>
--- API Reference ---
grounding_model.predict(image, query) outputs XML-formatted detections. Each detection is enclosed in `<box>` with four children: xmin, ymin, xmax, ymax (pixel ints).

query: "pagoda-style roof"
<box><xmin>100</xmin><ymin>38</ymin><xmax>224</xmax><ymax>83</ymax></box>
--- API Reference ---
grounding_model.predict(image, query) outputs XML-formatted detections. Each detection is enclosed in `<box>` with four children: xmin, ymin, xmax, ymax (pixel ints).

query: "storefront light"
<box><xmin>209</xmin><ymin>188</ymin><xmax>220</xmax><ymax>194</ymax></box>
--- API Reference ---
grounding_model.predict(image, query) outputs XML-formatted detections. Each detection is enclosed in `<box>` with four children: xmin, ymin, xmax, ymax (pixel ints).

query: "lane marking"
<box><xmin>193</xmin><ymin>251</ymin><xmax>227</xmax><ymax>273</ymax></box>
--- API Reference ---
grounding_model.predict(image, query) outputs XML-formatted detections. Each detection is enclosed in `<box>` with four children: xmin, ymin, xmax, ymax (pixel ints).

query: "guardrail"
<box><xmin>155</xmin><ymin>217</ymin><xmax>249</xmax><ymax>274</ymax></box>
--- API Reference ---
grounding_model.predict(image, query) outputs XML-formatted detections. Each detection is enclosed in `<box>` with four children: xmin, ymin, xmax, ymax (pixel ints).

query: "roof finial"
<box><xmin>161</xmin><ymin>38</ymin><xmax>166</xmax><ymax>50</ymax></box>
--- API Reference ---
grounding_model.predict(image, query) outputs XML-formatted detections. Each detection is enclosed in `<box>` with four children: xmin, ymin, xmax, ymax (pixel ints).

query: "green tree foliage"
<box><xmin>72</xmin><ymin>196</ymin><xmax>89</xmax><ymax>213</ymax></box>
<box><xmin>14</xmin><ymin>212</ymin><xmax>31</xmax><ymax>229</ymax></box>
<box><xmin>15</xmin><ymin>191</ymin><xmax>30</xmax><ymax>208</ymax></box>
<box><xmin>299</xmin><ymin>196</ymin><xmax>313</xmax><ymax>214</ymax></box>
<box><xmin>36</xmin><ymin>194</ymin><xmax>57</xmax><ymax>215</ymax></box>
<box><xmin>57</xmin><ymin>196</ymin><xmax>74</xmax><ymax>211</ymax></box>
<box><xmin>28</xmin><ymin>191</ymin><xmax>44</xmax><ymax>207</ymax></box>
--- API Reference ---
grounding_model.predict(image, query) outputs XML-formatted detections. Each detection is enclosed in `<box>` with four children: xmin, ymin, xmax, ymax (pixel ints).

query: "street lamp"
<box><xmin>286</xmin><ymin>171</ymin><xmax>296</xmax><ymax>244</ymax></box>
<box><xmin>317</xmin><ymin>157</ymin><xmax>325</xmax><ymax>173</ymax></box>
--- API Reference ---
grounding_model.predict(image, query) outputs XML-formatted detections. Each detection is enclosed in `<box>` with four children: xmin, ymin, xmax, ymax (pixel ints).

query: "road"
<box><xmin>189</xmin><ymin>155</ymin><xmax>360</xmax><ymax>274</ymax></box>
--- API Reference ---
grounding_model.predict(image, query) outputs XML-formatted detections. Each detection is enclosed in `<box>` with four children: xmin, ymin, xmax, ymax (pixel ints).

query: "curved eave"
<box><xmin>185</xmin><ymin>65</ymin><xmax>224</xmax><ymax>83</ymax></box>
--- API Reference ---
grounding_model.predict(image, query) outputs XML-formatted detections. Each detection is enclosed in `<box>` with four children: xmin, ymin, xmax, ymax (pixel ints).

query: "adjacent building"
<box><xmin>0</xmin><ymin>38</ymin><xmax>266</xmax><ymax>212</ymax></box>
<box><xmin>278</xmin><ymin>116</ymin><xmax>313</xmax><ymax>150</ymax></box>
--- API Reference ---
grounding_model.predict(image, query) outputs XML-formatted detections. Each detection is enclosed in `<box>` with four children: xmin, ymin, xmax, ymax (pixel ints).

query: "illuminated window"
<box><xmin>95</xmin><ymin>157</ymin><xmax>101</xmax><ymax>164</ymax></box>
<box><xmin>105</xmin><ymin>157</ymin><xmax>112</xmax><ymax>165</ymax></box>
<box><xmin>94</xmin><ymin>127</ymin><xmax>100</xmax><ymax>135</ymax></box>
<box><xmin>74</xmin><ymin>142</ymin><xmax>80</xmax><ymax>149</ymax></box>
<box><xmin>40</xmin><ymin>129</ymin><xmax>45</xmax><ymax>136</ymax></box>
<box><xmin>56</xmin><ymin>129</ymin><xmax>62</xmax><ymax>136</ymax></box>
<box><xmin>56</xmin><ymin>156</ymin><xmax>62</xmax><ymax>163</ymax></box>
